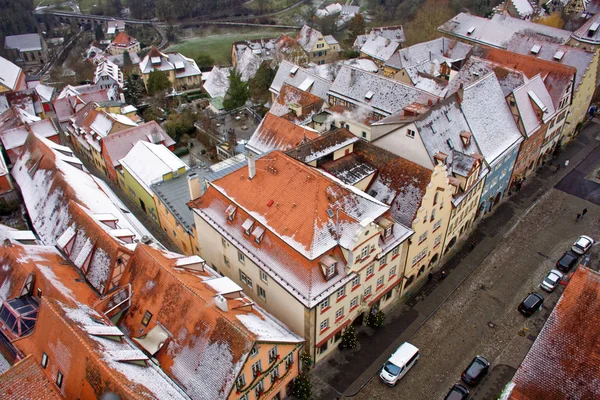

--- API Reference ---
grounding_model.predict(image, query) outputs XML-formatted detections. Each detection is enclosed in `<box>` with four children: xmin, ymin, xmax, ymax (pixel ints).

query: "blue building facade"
<box><xmin>478</xmin><ymin>142</ymin><xmax>520</xmax><ymax>215</ymax></box>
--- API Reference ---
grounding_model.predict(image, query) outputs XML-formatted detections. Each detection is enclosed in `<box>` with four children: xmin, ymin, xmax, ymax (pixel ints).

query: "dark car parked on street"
<box><xmin>556</xmin><ymin>251</ymin><xmax>579</xmax><ymax>272</ymax></box>
<box><xmin>461</xmin><ymin>356</ymin><xmax>490</xmax><ymax>386</ymax></box>
<box><xmin>518</xmin><ymin>293</ymin><xmax>544</xmax><ymax>317</ymax></box>
<box><xmin>444</xmin><ymin>383</ymin><xmax>470</xmax><ymax>399</ymax></box>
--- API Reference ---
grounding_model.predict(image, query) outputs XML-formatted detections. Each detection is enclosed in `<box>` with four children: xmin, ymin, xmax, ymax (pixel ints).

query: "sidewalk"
<box><xmin>309</xmin><ymin>122</ymin><xmax>600</xmax><ymax>399</ymax></box>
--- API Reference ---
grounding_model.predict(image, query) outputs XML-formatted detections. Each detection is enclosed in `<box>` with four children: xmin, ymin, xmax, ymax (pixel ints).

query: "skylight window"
<box><xmin>589</xmin><ymin>22</ymin><xmax>599</xmax><ymax>37</ymax></box>
<box><xmin>290</xmin><ymin>66</ymin><xmax>299</xmax><ymax>76</ymax></box>
<box><xmin>365</xmin><ymin>91</ymin><xmax>374</xmax><ymax>100</ymax></box>
<box><xmin>447</xmin><ymin>138</ymin><xmax>454</xmax><ymax>150</ymax></box>
<box><xmin>327</xmin><ymin>209</ymin><xmax>334</xmax><ymax>218</ymax></box>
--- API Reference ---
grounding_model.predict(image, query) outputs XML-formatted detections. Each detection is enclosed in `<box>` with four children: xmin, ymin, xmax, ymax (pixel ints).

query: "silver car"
<box><xmin>540</xmin><ymin>269</ymin><xmax>563</xmax><ymax>292</ymax></box>
<box><xmin>572</xmin><ymin>235</ymin><xmax>594</xmax><ymax>255</ymax></box>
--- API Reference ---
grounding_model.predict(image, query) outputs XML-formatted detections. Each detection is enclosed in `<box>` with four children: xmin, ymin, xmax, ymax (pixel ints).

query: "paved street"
<box><xmin>310</xmin><ymin>122</ymin><xmax>600</xmax><ymax>400</ymax></box>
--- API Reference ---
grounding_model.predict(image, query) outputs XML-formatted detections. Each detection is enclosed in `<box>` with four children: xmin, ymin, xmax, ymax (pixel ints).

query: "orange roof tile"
<box><xmin>510</xmin><ymin>266</ymin><xmax>600</xmax><ymax>399</ymax></box>
<box><xmin>0</xmin><ymin>355</ymin><xmax>64</xmax><ymax>400</ymax></box>
<box><xmin>192</xmin><ymin>150</ymin><xmax>388</xmax><ymax>260</ymax></box>
<box><xmin>246</xmin><ymin>113</ymin><xmax>318</xmax><ymax>154</ymax></box>
<box><xmin>111</xmin><ymin>31</ymin><xmax>138</xmax><ymax>46</ymax></box>
<box><xmin>0</xmin><ymin>242</ymin><xmax>100</xmax><ymax>308</ymax></box>
<box><xmin>269</xmin><ymin>83</ymin><xmax>325</xmax><ymax>123</ymax></box>
<box><xmin>472</xmin><ymin>45</ymin><xmax>576</xmax><ymax>107</ymax></box>
<box><xmin>119</xmin><ymin>244</ymin><xmax>302</xmax><ymax>399</ymax></box>
<box><xmin>19</xmin><ymin>298</ymin><xmax>189</xmax><ymax>400</ymax></box>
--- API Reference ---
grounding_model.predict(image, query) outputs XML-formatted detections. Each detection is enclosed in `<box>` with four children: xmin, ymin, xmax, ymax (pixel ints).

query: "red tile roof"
<box><xmin>119</xmin><ymin>244</ymin><xmax>302</xmax><ymax>399</ymax></box>
<box><xmin>510</xmin><ymin>266</ymin><xmax>600</xmax><ymax>400</ymax></box>
<box><xmin>270</xmin><ymin>83</ymin><xmax>325</xmax><ymax>122</ymax></box>
<box><xmin>111</xmin><ymin>32</ymin><xmax>138</xmax><ymax>46</ymax></box>
<box><xmin>246</xmin><ymin>113</ymin><xmax>318</xmax><ymax>154</ymax></box>
<box><xmin>0</xmin><ymin>242</ymin><xmax>100</xmax><ymax>308</ymax></box>
<box><xmin>0</xmin><ymin>355</ymin><xmax>64</xmax><ymax>400</ymax></box>
<box><xmin>472</xmin><ymin>45</ymin><xmax>576</xmax><ymax>107</ymax></box>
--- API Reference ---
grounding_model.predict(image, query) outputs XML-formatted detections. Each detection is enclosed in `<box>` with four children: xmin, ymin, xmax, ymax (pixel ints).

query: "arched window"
<box><xmin>417</xmin><ymin>266</ymin><xmax>425</xmax><ymax>277</ymax></box>
<box><xmin>404</xmin><ymin>275</ymin><xmax>415</xmax><ymax>289</ymax></box>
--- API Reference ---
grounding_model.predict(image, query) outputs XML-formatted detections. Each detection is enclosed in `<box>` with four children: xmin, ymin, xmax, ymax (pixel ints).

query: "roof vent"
<box><xmin>290</xmin><ymin>66</ymin><xmax>299</xmax><ymax>76</ymax></box>
<box><xmin>553</xmin><ymin>51</ymin><xmax>565</xmax><ymax>61</ymax></box>
<box><xmin>215</xmin><ymin>295</ymin><xmax>228</xmax><ymax>312</ymax></box>
<box><xmin>530</xmin><ymin>45</ymin><xmax>541</xmax><ymax>55</ymax></box>
<box><xmin>365</xmin><ymin>91</ymin><xmax>374</xmax><ymax>100</ymax></box>
<box><xmin>467</xmin><ymin>26</ymin><xmax>475</xmax><ymax>35</ymax></box>
<box><xmin>141</xmin><ymin>235</ymin><xmax>152</xmax><ymax>244</ymax></box>
<box><xmin>589</xmin><ymin>22</ymin><xmax>599</xmax><ymax>37</ymax></box>
<box><xmin>447</xmin><ymin>138</ymin><xmax>454</xmax><ymax>150</ymax></box>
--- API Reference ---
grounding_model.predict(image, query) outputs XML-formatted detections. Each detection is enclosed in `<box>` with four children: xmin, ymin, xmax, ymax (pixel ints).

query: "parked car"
<box><xmin>379</xmin><ymin>342</ymin><xmax>419</xmax><ymax>386</ymax></box>
<box><xmin>444</xmin><ymin>383</ymin><xmax>470</xmax><ymax>399</ymax></box>
<box><xmin>556</xmin><ymin>251</ymin><xmax>579</xmax><ymax>272</ymax></box>
<box><xmin>461</xmin><ymin>356</ymin><xmax>490</xmax><ymax>385</ymax></box>
<box><xmin>518</xmin><ymin>293</ymin><xmax>544</xmax><ymax>317</ymax></box>
<box><xmin>572</xmin><ymin>235</ymin><xmax>594</xmax><ymax>255</ymax></box>
<box><xmin>540</xmin><ymin>269</ymin><xmax>563</xmax><ymax>292</ymax></box>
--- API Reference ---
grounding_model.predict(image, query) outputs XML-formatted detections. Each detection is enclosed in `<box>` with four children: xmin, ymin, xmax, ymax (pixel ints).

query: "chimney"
<box><xmin>457</xmin><ymin>83</ymin><xmax>464</xmax><ymax>103</ymax></box>
<box><xmin>215</xmin><ymin>294</ymin><xmax>228</xmax><ymax>312</ymax></box>
<box><xmin>187</xmin><ymin>172</ymin><xmax>202</xmax><ymax>200</ymax></box>
<box><xmin>248</xmin><ymin>154</ymin><xmax>256</xmax><ymax>180</ymax></box>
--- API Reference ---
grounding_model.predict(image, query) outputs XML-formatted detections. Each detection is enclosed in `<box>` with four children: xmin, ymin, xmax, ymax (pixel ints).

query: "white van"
<box><xmin>379</xmin><ymin>342</ymin><xmax>419</xmax><ymax>386</ymax></box>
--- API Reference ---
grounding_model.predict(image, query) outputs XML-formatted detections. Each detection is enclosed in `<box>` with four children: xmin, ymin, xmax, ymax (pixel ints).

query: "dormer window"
<box><xmin>434</xmin><ymin>152</ymin><xmax>448</xmax><ymax>165</ymax></box>
<box><xmin>320</xmin><ymin>255</ymin><xmax>338</xmax><ymax>280</ymax></box>
<box><xmin>242</xmin><ymin>218</ymin><xmax>254</xmax><ymax>235</ymax></box>
<box><xmin>226</xmin><ymin>205</ymin><xmax>237</xmax><ymax>221</ymax></box>
<box><xmin>460</xmin><ymin>131</ymin><xmax>471</xmax><ymax>147</ymax></box>
<box><xmin>252</xmin><ymin>225</ymin><xmax>265</xmax><ymax>244</ymax></box>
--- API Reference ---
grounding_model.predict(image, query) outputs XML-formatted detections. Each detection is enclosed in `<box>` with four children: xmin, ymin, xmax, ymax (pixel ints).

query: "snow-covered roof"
<box><xmin>438</xmin><ymin>12</ymin><xmax>571</xmax><ymax>49</ymax></box>
<box><xmin>12</xmin><ymin>133</ymin><xmax>156</xmax><ymax>246</ymax></box>
<box><xmin>46</xmin><ymin>299</ymin><xmax>190</xmax><ymax>399</ymax></box>
<box><xmin>460</xmin><ymin>73</ymin><xmax>522</xmax><ymax>163</ymax></box>
<box><xmin>4</xmin><ymin>34</ymin><xmax>43</xmax><ymax>52</ymax></box>
<box><xmin>512</xmin><ymin>74</ymin><xmax>556</xmax><ymax>136</ymax></box>
<box><xmin>246</xmin><ymin>113</ymin><xmax>318</xmax><ymax>154</ymax></box>
<box><xmin>386</xmin><ymin>37</ymin><xmax>472</xmax><ymax>72</ymax></box>
<box><xmin>34</xmin><ymin>84</ymin><xmax>54</xmax><ymax>103</ymax></box>
<box><xmin>360</xmin><ymin>35</ymin><xmax>399</xmax><ymax>62</ymax></box>
<box><xmin>120</xmin><ymin>244</ymin><xmax>302</xmax><ymax>399</ymax></box>
<box><xmin>232</xmin><ymin>37</ymin><xmax>276</xmax><ymax>65</ymax></box>
<box><xmin>324</xmin><ymin>35</ymin><xmax>339</xmax><ymax>45</ymax></box>
<box><xmin>297</xmin><ymin>25</ymin><xmax>323</xmax><ymax>52</ymax></box>
<box><xmin>139</xmin><ymin>47</ymin><xmax>201</xmax><ymax>79</ymax></box>
<box><xmin>510</xmin><ymin>0</ymin><xmax>534</xmax><ymax>17</ymax></box>
<box><xmin>411</xmin><ymin>97</ymin><xmax>481</xmax><ymax>169</ymax></box>
<box><xmin>0</xmin><ymin>120</ymin><xmax>58</xmax><ymax>151</ymax></box>
<box><xmin>306</xmin><ymin>58</ymin><xmax>379</xmax><ymax>81</ymax></box>
<box><xmin>94</xmin><ymin>60</ymin><xmax>123</xmax><ymax>88</ymax></box>
<box><xmin>0</xmin><ymin>56</ymin><xmax>23</xmax><ymax>92</ymax></box>
<box><xmin>506</xmin><ymin>33</ymin><xmax>594</xmax><ymax>92</ymax></box>
<box><xmin>203</xmin><ymin>66</ymin><xmax>231</xmax><ymax>98</ymax></box>
<box><xmin>328</xmin><ymin>66</ymin><xmax>439</xmax><ymax>117</ymax></box>
<box><xmin>572</xmin><ymin>12</ymin><xmax>600</xmax><ymax>44</ymax></box>
<box><xmin>120</xmin><ymin>141</ymin><xmax>187</xmax><ymax>194</ymax></box>
<box><xmin>235</xmin><ymin>47</ymin><xmax>263</xmax><ymax>82</ymax></box>
<box><xmin>270</xmin><ymin>60</ymin><xmax>332</xmax><ymax>101</ymax></box>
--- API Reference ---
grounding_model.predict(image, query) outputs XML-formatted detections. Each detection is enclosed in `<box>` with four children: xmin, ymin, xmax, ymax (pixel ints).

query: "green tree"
<box><xmin>146</xmin><ymin>70</ymin><xmax>172</xmax><ymax>96</ymax></box>
<box><xmin>249</xmin><ymin>64</ymin><xmax>276</xmax><ymax>103</ymax></box>
<box><xmin>143</xmin><ymin>106</ymin><xmax>163</xmax><ymax>122</ymax></box>
<box><xmin>124</xmin><ymin>75</ymin><xmax>145</xmax><ymax>106</ymax></box>
<box><xmin>403</xmin><ymin>0</ymin><xmax>454</xmax><ymax>46</ymax></box>
<box><xmin>194</xmin><ymin>53</ymin><xmax>214</xmax><ymax>70</ymax></box>
<box><xmin>95</xmin><ymin>24</ymin><xmax>105</xmax><ymax>41</ymax></box>
<box><xmin>346</xmin><ymin>13</ymin><xmax>366</xmax><ymax>46</ymax></box>
<box><xmin>156</xmin><ymin>0</ymin><xmax>176</xmax><ymax>21</ymax></box>
<box><xmin>223</xmin><ymin>69</ymin><xmax>249</xmax><ymax>110</ymax></box>
<box><xmin>340</xmin><ymin>325</ymin><xmax>357</xmax><ymax>349</ymax></box>
<box><xmin>293</xmin><ymin>372</ymin><xmax>312</xmax><ymax>400</ymax></box>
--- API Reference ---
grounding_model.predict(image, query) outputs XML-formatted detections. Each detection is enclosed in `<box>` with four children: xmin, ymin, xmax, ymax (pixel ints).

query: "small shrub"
<box><xmin>173</xmin><ymin>147</ymin><xmax>190</xmax><ymax>156</ymax></box>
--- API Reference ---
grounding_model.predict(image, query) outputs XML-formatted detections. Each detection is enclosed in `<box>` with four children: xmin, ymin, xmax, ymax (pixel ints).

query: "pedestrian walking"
<box><xmin>470</xmin><ymin>241</ymin><xmax>476</xmax><ymax>251</ymax></box>
<box><xmin>582</xmin><ymin>208</ymin><xmax>588</xmax><ymax>219</ymax></box>
<box><xmin>555</xmin><ymin>164</ymin><xmax>560</xmax><ymax>173</ymax></box>
<box><xmin>565</xmin><ymin>160</ymin><xmax>570</xmax><ymax>167</ymax></box>
<box><xmin>576</xmin><ymin>213</ymin><xmax>581</xmax><ymax>222</ymax></box>
<box><xmin>441</xmin><ymin>271</ymin><xmax>447</xmax><ymax>280</ymax></box>
<box><xmin>428</xmin><ymin>273</ymin><xmax>433</xmax><ymax>282</ymax></box>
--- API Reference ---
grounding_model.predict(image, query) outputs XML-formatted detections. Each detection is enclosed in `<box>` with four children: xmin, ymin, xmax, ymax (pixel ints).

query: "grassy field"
<box><xmin>244</xmin><ymin>0</ymin><xmax>297</xmax><ymax>12</ymax></box>
<box><xmin>166</xmin><ymin>29</ymin><xmax>295</xmax><ymax>65</ymax></box>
